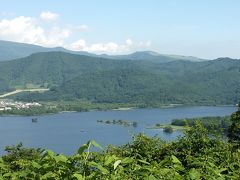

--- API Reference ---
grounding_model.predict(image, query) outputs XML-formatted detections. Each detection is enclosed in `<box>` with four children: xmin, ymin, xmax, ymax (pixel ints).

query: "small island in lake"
<box><xmin>97</xmin><ymin>119</ymin><xmax>138</xmax><ymax>127</ymax></box>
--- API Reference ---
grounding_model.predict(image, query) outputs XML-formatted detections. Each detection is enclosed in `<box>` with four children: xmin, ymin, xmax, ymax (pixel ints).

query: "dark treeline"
<box><xmin>171</xmin><ymin>116</ymin><xmax>231</xmax><ymax>133</ymax></box>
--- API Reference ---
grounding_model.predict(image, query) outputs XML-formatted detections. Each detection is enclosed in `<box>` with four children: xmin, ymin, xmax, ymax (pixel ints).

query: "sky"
<box><xmin>0</xmin><ymin>0</ymin><xmax>240</xmax><ymax>59</ymax></box>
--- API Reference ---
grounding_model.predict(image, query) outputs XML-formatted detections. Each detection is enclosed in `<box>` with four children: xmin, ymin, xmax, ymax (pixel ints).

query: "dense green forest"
<box><xmin>171</xmin><ymin>116</ymin><xmax>231</xmax><ymax>133</ymax></box>
<box><xmin>0</xmin><ymin>51</ymin><xmax>239</xmax><ymax>106</ymax></box>
<box><xmin>0</xmin><ymin>107</ymin><xmax>240</xmax><ymax>179</ymax></box>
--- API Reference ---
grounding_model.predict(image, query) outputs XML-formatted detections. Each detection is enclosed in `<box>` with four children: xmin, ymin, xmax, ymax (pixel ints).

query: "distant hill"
<box><xmin>0</xmin><ymin>40</ymin><xmax>207</xmax><ymax>62</ymax></box>
<box><xmin>100</xmin><ymin>51</ymin><xmax>206</xmax><ymax>62</ymax></box>
<box><xmin>0</xmin><ymin>51</ymin><xmax>239</xmax><ymax>105</ymax></box>
<box><xmin>0</xmin><ymin>51</ymin><xmax>128</xmax><ymax>88</ymax></box>
<box><xmin>0</xmin><ymin>40</ymin><xmax>94</xmax><ymax>61</ymax></box>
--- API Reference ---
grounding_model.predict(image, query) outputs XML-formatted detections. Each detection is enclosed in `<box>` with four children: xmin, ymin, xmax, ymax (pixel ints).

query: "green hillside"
<box><xmin>0</xmin><ymin>51</ymin><xmax>239</xmax><ymax>105</ymax></box>
<box><xmin>0</xmin><ymin>40</ymin><xmax>96</xmax><ymax>61</ymax></box>
<box><xmin>0</xmin><ymin>51</ymin><xmax>131</xmax><ymax>89</ymax></box>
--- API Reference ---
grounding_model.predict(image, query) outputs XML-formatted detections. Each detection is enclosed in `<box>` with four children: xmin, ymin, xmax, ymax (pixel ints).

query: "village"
<box><xmin>0</xmin><ymin>100</ymin><xmax>41</xmax><ymax>111</ymax></box>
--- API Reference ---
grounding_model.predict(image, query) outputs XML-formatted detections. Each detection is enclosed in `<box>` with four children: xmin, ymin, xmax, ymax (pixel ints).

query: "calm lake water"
<box><xmin>0</xmin><ymin>106</ymin><xmax>237</xmax><ymax>155</ymax></box>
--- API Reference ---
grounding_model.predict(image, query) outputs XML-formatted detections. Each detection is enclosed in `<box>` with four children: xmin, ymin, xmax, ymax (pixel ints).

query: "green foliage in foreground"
<box><xmin>0</xmin><ymin>123</ymin><xmax>240</xmax><ymax>179</ymax></box>
<box><xmin>228</xmin><ymin>109</ymin><xmax>240</xmax><ymax>144</ymax></box>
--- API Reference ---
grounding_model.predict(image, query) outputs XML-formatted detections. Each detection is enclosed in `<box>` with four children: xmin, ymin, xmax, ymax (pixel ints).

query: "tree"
<box><xmin>228</xmin><ymin>104</ymin><xmax>240</xmax><ymax>144</ymax></box>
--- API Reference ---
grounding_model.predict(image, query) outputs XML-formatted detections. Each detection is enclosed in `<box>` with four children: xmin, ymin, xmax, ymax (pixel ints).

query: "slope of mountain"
<box><xmin>0</xmin><ymin>51</ymin><xmax>239</xmax><ymax>105</ymax></box>
<box><xmin>99</xmin><ymin>51</ymin><xmax>207</xmax><ymax>62</ymax></box>
<box><xmin>0</xmin><ymin>51</ymin><xmax>133</xmax><ymax>88</ymax></box>
<box><xmin>0</xmin><ymin>40</ymin><xmax>207</xmax><ymax>62</ymax></box>
<box><xmin>0</xmin><ymin>40</ymin><xmax>95</xmax><ymax>61</ymax></box>
<box><xmin>40</xmin><ymin>58</ymin><xmax>240</xmax><ymax>104</ymax></box>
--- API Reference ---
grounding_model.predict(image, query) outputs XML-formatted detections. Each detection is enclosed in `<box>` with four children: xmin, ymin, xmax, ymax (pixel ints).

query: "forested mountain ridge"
<box><xmin>0</xmin><ymin>40</ymin><xmax>95</xmax><ymax>61</ymax></box>
<box><xmin>0</xmin><ymin>40</ymin><xmax>206</xmax><ymax>62</ymax></box>
<box><xmin>0</xmin><ymin>51</ymin><xmax>239</xmax><ymax>105</ymax></box>
<box><xmin>98</xmin><ymin>51</ymin><xmax>206</xmax><ymax>62</ymax></box>
<box><xmin>0</xmin><ymin>51</ymin><xmax>131</xmax><ymax>88</ymax></box>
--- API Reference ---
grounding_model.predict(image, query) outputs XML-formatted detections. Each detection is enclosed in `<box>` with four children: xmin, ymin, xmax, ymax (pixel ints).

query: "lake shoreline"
<box><xmin>0</xmin><ymin>103</ymin><xmax>237</xmax><ymax>117</ymax></box>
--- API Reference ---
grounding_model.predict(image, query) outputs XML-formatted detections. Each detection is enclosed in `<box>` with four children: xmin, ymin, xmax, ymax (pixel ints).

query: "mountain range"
<box><xmin>0</xmin><ymin>41</ymin><xmax>239</xmax><ymax>105</ymax></box>
<box><xmin>0</xmin><ymin>40</ymin><xmax>206</xmax><ymax>62</ymax></box>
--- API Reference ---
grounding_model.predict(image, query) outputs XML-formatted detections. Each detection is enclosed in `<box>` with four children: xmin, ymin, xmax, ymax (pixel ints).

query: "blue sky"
<box><xmin>0</xmin><ymin>0</ymin><xmax>240</xmax><ymax>59</ymax></box>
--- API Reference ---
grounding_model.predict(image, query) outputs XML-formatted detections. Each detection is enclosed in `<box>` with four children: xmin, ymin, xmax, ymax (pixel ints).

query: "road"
<box><xmin>0</xmin><ymin>88</ymin><xmax>49</xmax><ymax>98</ymax></box>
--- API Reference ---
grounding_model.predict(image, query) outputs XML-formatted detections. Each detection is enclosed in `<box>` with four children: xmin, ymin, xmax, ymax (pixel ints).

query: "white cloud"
<box><xmin>126</xmin><ymin>39</ymin><xmax>133</xmax><ymax>46</ymax></box>
<box><xmin>40</xmin><ymin>11</ymin><xmax>59</xmax><ymax>21</ymax></box>
<box><xmin>0</xmin><ymin>16</ymin><xmax>70</xmax><ymax>47</ymax></box>
<box><xmin>68</xmin><ymin>40</ymin><xmax>120</xmax><ymax>52</ymax></box>
<box><xmin>0</xmin><ymin>12</ymin><xmax>151</xmax><ymax>54</ymax></box>
<box><xmin>70</xmin><ymin>39</ymin><xmax>87</xmax><ymax>50</ymax></box>
<box><xmin>0</xmin><ymin>16</ymin><xmax>45</xmax><ymax>44</ymax></box>
<box><xmin>89</xmin><ymin>42</ymin><xmax>120</xmax><ymax>53</ymax></box>
<box><xmin>68</xmin><ymin>39</ymin><xmax>152</xmax><ymax>54</ymax></box>
<box><xmin>68</xmin><ymin>40</ymin><xmax>124</xmax><ymax>53</ymax></box>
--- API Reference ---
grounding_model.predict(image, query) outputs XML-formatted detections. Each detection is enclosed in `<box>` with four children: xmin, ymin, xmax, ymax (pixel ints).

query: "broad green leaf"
<box><xmin>47</xmin><ymin>150</ymin><xmax>55</xmax><ymax>157</ymax></box>
<box><xmin>219</xmin><ymin>168</ymin><xmax>227</xmax><ymax>173</ymax></box>
<box><xmin>97</xmin><ymin>165</ymin><xmax>109</xmax><ymax>174</ymax></box>
<box><xmin>114</xmin><ymin>160</ymin><xmax>121</xmax><ymax>170</ymax></box>
<box><xmin>104</xmin><ymin>155</ymin><xmax>115</xmax><ymax>166</ymax></box>
<box><xmin>90</xmin><ymin>162</ymin><xmax>109</xmax><ymax>174</ymax></box>
<box><xmin>73</xmin><ymin>173</ymin><xmax>84</xmax><ymax>180</ymax></box>
<box><xmin>90</xmin><ymin>140</ymin><xmax>103</xmax><ymax>150</ymax></box>
<box><xmin>41</xmin><ymin>172</ymin><xmax>56</xmax><ymax>179</ymax></box>
<box><xmin>171</xmin><ymin>155</ymin><xmax>181</xmax><ymax>164</ymax></box>
<box><xmin>55</xmin><ymin>154</ymin><xmax>68</xmax><ymax>163</ymax></box>
<box><xmin>77</xmin><ymin>144</ymin><xmax>88</xmax><ymax>154</ymax></box>
<box><xmin>42</xmin><ymin>150</ymin><xmax>54</xmax><ymax>158</ymax></box>
<box><xmin>3</xmin><ymin>173</ymin><xmax>12</xmax><ymax>177</ymax></box>
<box><xmin>122</xmin><ymin>157</ymin><xmax>133</xmax><ymax>164</ymax></box>
<box><xmin>32</xmin><ymin>162</ymin><xmax>41</xmax><ymax>169</ymax></box>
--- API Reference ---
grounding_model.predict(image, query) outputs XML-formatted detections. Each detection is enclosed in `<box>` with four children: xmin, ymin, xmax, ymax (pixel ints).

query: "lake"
<box><xmin>0</xmin><ymin>106</ymin><xmax>237</xmax><ymax>155</ymax></box>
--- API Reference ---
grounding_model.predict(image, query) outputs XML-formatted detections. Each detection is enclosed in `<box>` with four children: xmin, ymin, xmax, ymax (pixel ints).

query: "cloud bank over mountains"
<box><xmin>68</xmin><ymin>39</ymin><xmax>151</xmax><ymax>54</ymax></box>
<box><xmin>0</xmin><ymin>11</ymin><xmax>151</xmax><ymax>54</ymax></box>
